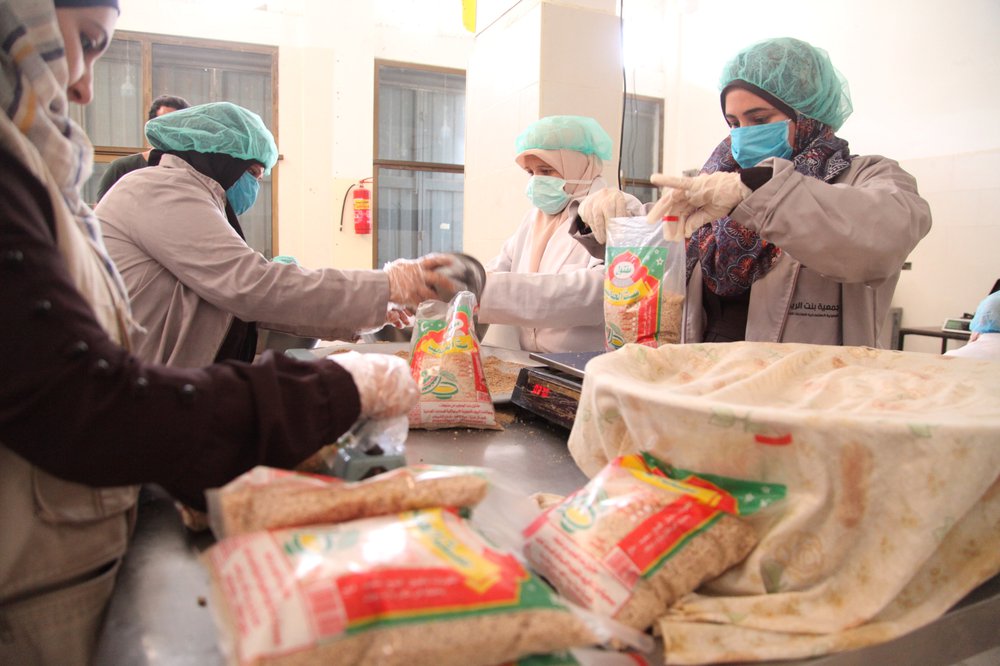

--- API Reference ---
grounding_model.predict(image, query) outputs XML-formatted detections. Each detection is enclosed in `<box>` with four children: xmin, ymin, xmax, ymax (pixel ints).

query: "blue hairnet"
<box><xmin>145</xmin><ymin>102</ymin><xmax>279</xmax><ymax>174</ymax></box>
<box><xmin>514</xmin><ymin>115</ymin><xmax>613</xmax><ymax>160</ymax></box>
<box><xmin>970</xmin><ymin>291</ymin><xmax>1000</xmax><ymax>334</ymax></box>
<box><xmin>720</xmin><ymin>37</ymin><xmax>853</xmax><ymax>131</ymax></box>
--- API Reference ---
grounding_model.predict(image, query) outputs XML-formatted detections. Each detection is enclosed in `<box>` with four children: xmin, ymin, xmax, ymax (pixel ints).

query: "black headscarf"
<box><xmin>149</xmin><ymin>149</ymin><xmax>260</xmax><ymax>362</ymax></box>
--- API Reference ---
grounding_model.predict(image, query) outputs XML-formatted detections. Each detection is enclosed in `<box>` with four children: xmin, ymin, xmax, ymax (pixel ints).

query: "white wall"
<box><xmin>116</xmin><ymin>0</ymin><xmax>999</xmax><ymax>354</ymax></box>
<box><xmin>464</xmin><ymin>0</ymin><xmax>623</xmax><ymax>263</ymax></box>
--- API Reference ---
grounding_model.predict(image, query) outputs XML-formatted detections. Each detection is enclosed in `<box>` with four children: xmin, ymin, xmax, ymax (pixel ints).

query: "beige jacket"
<box><xmin>0</xmin><ymin>115</ymin><xmax>137</xmax><ymax>664</ymax></box>
<box><xmin>97</xmin><ymin>155</ymin><xmax>389</xmax><ymax>367</ymax></box>
<box><xmin>685</xmin><ymin>155</ymin><xmax>932</xmax><ymax>348</ymax></box>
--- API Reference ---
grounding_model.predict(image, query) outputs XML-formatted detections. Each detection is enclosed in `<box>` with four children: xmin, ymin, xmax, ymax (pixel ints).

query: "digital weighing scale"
<box><xmin>511</xmin><ymin>351</ymin><xmax>606</xmax><ymax>429</ymax></box>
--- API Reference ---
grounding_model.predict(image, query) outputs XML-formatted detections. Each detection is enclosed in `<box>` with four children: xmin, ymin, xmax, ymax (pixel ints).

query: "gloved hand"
<box><xmin>385</xmin><ymin>303</ymin><xmax>414</xmax><ymax>329</ymax></box>
<box><xmin>383</xmin><ymin>254</ymin><xmax>459</xmax><ymax>306</ymax></box>
<box><xmin>326</xmin><ymin>351</ymin><xmax>417</xmax><ymax>420</ymax></box>
<box><xmin>578</xmin><ymin>188</ymin><xmax>630</xmax><ymax>244</ymax></box>
<box><xmin>645</xmin><ymin>186</ymin><xmax>697</xmax><ymax>237</ymax></box>
<box><xmin>650</xmin><ymin>172</ymin><xmax>751</xmax><ymax>234</ymax></box>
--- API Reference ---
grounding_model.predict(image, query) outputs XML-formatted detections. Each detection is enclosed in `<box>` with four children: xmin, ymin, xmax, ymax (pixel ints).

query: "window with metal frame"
<box><xmin>72</xmin><ymin>31</ymin><xmax>279</xmax><ymax>258</ymax></box>
<box><xmin>620</xmin><ymin>94</ymin><xmax>663</xmax><ymax>206</ymax></box>
<box><xmin>374</xmin><ymin>61</ymin><xmax>465</xmax><ymax>266</ymax></box>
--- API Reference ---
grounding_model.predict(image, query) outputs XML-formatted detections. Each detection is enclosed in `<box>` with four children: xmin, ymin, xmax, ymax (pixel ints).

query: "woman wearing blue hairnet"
<box><xmin>945</xmin><ymin>292</ymin><xmax>1000</xmax><ymax>360</ymax></box>
<box><xmin>96</xmin><ymin>102</ymin><xmax>455</xmax><ymax>367</ymax></box>
<box><xmin>586</xmin><ymin>38</ymin><xmax>932</xmax><ymax>348</ymax></box>
<box><xmin>0</xmin><ymin>2</ymin><xmax>417</xmax><ymax>661</ymax></box>
<box><xmin>477</xmin><ymin>115</ymin><xmax>643</xmax><ymax>352</ymax></box>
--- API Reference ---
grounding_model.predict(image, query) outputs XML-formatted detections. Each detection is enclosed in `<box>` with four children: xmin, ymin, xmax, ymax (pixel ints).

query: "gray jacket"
<box><xmin>573</xmin><ymin>155</ymin><xmax>931</xmax><ymax>348</ymax></box>
<box><xmin>688</xmin><ymin>155</ymin><xmax>931</xmax><ymax>348</ymax></box>
<box><xmin>97</xmin><ymin>156</ymin><xmax>389</xmax><ymax>367</ymax></box>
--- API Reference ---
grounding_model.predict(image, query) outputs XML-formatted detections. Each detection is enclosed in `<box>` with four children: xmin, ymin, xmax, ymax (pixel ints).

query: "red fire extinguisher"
<box><xmin>352</xmin><ymin>182</ymin><xmax>371</xmax><ymax>235</ymax></box>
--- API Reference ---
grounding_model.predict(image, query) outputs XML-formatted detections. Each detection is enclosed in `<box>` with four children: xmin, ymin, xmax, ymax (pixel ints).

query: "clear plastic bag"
<box><xmin>522</xmin><ymin>452</ymin><xmax>774</xmax><ymax>631</ymax></box>
<box><xmin>603</xmin><ymin>216</ymin><xmax>685</xmax><ymax>350</ymax></box>
<box><xmin>204</xmin><ymin>508</ymin><xmax>653</xmax><ymax>665</ymax></box>
<box><xmin>407</xmin><ymin>291</ymin><xmax>500</xmax><ymax>430</ymax></box>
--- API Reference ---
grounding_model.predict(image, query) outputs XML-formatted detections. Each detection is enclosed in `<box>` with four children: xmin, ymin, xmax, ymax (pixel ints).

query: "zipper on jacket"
<box><xmin>775</xmin><ymin>264</ymin><xmax>801</xmax><ymax>341</ymax></box>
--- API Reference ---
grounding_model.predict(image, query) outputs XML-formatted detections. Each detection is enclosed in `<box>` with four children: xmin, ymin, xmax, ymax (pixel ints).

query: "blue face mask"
<box><xmin>226</xmin><ymin>171</ymin><xmax>261</xmax><ymax>215</ymax></box>
<box><xmin>525</xmin><ymin>175</ymin><xmax>571</xmax><ymax>214</ymax></box>
<box><xmin>729</xmin><ymin>120</ymin><xmax>793</xmax><ymax>168</ymax></box>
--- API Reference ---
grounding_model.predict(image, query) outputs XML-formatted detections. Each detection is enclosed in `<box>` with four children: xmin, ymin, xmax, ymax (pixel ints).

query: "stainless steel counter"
<box><xmin>93</xmin><ymin>407</ymin><xmax>1000</xmax><ymax>666</ymax></box>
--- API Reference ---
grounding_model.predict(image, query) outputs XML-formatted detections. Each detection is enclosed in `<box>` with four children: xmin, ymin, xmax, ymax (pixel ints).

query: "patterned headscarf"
<box><xmin>0</xmin><ymin>0</ymin><xmax>129</xmax><ymax>303</ymax></box>
<box><xmin>686</xmin><ymin>114</ymin><xmax>853</xmax><ymax>296</ymax></box>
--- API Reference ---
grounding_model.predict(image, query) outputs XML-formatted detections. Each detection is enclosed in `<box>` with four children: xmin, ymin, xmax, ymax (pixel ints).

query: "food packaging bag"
<box><xmin>603</xmin><ymin>216</ymin><xmax>685</xmax><ymax>351</ymax></box>
<box><xmin>523</xmin><ymin>452</ymin><xmax>770</xmax><ymax>631</ymax></box>
<box><xmin>567</xmin><ymin>342</ymin><xmax>1000</xmax><ymax>664</ymax></box>
<box><xmin>205</xmin><ymin>463</ymin><xmax>492</xmax><ymax>539</ymax></box>
<box><xmin>407</xmin><ymin>291</ymin><xmax>500</xmax><ymax>430</ymax></box>
<box><xmin>203</xmin><ymin>508</ymin><xmax>653</xmax><ymax>666</ymax></box>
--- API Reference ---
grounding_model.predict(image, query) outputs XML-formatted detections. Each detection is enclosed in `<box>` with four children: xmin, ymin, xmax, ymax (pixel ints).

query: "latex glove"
<box><xmin>645</xmin><ymin>186</ymin><xmax>698</xmax><ymax>237</ymax></box>
<box><xmin>327</xmin><ymin>351</ymin><xmax>417</xmax><ymax>420</ymax></box>
<box><xmin>651</xmin><ymin>172</ymin><xmax>751</xmax><ymax>233</ymax></box>
<box><xmin>385</xmin><ymin>304</ymin><xmax>414</xmax><ymax>329</ymax></box>
<box><xmin>578</xmin><ymin>188</ymin><xmax>631</xmax><ymax>244</ymax></box>
<box><xmin>383</xmin><ymin>254</ymin><xmax>458</xmax><ymax>306</ymax></box>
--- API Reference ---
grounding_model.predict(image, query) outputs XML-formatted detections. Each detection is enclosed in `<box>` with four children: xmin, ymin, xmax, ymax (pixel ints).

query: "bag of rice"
<box><xmin>603</xmin><ymin>216</ymin><xmax>685</xmax><ymax>350</ymax></box>
<box><xmin>407</xmin><ymin>292</ymin><xmax>500</xmax><ymax>430</ymax></box>
<box><xmin>206</xmin><ymin>463</ymin><xmax>491</xmax><ymax>539</ymax></box>
<box><xmin>204</xmin><ymin>508</ymin><xmax>652</xmax><ymax>666</ymax></box>
<box><xmin>523</xmin><ymin>452</ymin><xmax>778</xmax><ymax>631</ymax></box>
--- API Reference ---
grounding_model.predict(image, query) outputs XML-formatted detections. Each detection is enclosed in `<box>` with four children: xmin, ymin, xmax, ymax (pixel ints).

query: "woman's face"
<box><xmin>724</xmin><ymin>88</ymin><xmax>797</xmax><ymax>150</ymax></box>
<box><xmin>55</xmin><ymin>6</ymin><xmax>118</xmax><ymax>105</ymax></box>
<box><xmin>521</xmin><ymin>154</ymin><xmax>562</xmax><ymax>179</ymax></box>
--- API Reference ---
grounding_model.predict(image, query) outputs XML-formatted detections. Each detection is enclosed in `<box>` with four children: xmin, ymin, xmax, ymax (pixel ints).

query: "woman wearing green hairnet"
<box><xmin>477</xmin><ymin>115</ymin><xmax>644</xmax><ymax>352</ymax></box>
<box><xmin>587</xmin><ymin>37</ymin><xmax>932</xmax><ymax>348</ymax></box>
<box><xmin>96</xmin><ymin>101</ymin><xmax>455</xmax><ymax>367</ymax></box>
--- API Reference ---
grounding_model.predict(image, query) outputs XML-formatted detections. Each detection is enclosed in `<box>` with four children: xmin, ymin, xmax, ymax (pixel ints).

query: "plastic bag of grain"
<box><xmin>407</xmin><ymin>291</ymin><xmax>500</xmax><ymax>429</ymax></box>
<box><xmin>568</xmin><ymin>342</ymin><xmax>1000</xmax><ymax>663</ymax></box>
<box><xmin>206</xmin><ymin>463</ymin><xmax>492</xmax><ymax>539</ymax></box>
<box><xmin>523</xmin><ymin>452</ymin><xmax>776</xmax><ymax>631</ymax></box>
<box><xmin>204</xmin><ymin>507</ymin><xmax>653</xmax><ymax>666</ymax></box>
<box><xmin>603</xmin><ymin>216</ymin><xmax>684</xmax><ymax>350</ymax></box>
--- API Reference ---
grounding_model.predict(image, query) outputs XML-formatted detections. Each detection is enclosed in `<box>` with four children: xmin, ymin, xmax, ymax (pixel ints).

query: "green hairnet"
<box><xmin>145</xmin><ymin>102</ymin><xmax>279</xmax><ymax>174</ymax></box>
<box><xmin>514</xmin><ymin>115</ymin><xmax>613</xmax><ymax>160</ymax></box>
<box><xmin>720</xmin><ymin>37</ymin><xmax>853</xmax><ymax>131</ymax></box>
<box><xmin>971</xmin><ymin>291</ymin><xmax>1000</xmax><ymax>334</ymax></box>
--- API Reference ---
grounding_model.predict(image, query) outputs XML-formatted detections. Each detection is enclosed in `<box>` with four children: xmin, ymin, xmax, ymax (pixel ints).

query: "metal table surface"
<box><xmin>93</xmin><ymin>407</ymin><xmax>1000</xmax><ymax>666</ymax></box>
<box><xmin>896</xmin><ymin>325</ymin><xmax>971</xmax><ymax>353</ymax></box>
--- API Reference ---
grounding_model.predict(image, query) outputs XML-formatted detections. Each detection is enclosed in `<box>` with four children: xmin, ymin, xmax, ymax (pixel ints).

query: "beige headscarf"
<box><xmin>517</xmin><ymin>147</ymin><xmax>603</xmax><ymax>272</ymax></box>
<box><xmin>0</xmin><ymin>0</ymin><xmax>132</xmax><ymax>342</ymax></box>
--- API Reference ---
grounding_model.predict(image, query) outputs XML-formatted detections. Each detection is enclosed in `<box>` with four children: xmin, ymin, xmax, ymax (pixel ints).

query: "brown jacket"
<box><xmin>1</xmin><ymin>114</ymin><xmax>137</xmax><ymax>664</ymax></box>
<box><xmin>0</xmin><ymin>137</ymin><xmax>362</xmax><ymax>662</ymax></box>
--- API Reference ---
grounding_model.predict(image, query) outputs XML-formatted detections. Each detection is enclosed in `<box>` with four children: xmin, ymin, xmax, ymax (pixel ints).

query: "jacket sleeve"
<box><xmin>479</xmin><ymin>265</ymin><xmax>604</xmax><ymax>327</ymax></box>
<box><xmin>0</xmin><ymin>154</ymin><xmax>362</xmax><ymax>510</ymax></box>
<box><xmin>479</xmin><ymin>207</ymin><xmax>605</xmax><ymax>328</ymax></box>
<box><xmin>98</xmin><ymin>176</ymin><xmax>389</xmax><ymax>338</ymax></box>
<box><xmin>731</xmin><ymin>155</ymin><xmax>932</xmax><ymax>284</ymax></box>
